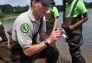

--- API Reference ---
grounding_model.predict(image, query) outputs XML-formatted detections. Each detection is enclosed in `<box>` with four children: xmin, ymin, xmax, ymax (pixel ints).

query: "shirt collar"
<box><xmin>27</xmin><ymin>7</ymin><xmax>36</xmax><ymax>22</ymax></box>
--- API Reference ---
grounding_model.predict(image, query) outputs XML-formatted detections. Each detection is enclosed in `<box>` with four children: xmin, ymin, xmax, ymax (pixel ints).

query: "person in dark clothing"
<box><xmin>0</xmin><ymin>21</ymin><xmax>7</xmax><ymax>42</ymax></box>
<box><xmin>62</xmin><ymin>0</ymin><xmax>88</xmax><ymax>63</ymax></box>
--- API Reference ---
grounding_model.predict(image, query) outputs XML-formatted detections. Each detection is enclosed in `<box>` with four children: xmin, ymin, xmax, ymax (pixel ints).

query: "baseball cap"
<box><xmin>40</xmin><ymin>0</ymin><xmax>54</xmax><ymax>7</ymax></box>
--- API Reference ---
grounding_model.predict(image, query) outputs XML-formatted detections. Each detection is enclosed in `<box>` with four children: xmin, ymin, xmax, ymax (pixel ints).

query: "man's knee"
<box><xmin>45</xmin><ymin>47</ymin><xmax>59</xmax><ymax>63</ymax></box>
<box><xmin>47</xmin><ymin>47</ymin><xmax>59</xmax><ymax>58</ymax></box>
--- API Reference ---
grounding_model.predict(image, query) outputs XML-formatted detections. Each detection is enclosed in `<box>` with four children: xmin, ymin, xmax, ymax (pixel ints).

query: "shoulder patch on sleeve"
<box><xmin>20</xmin><ymin>23</ymin><xmax>30</xmax><ymax>33</ymax></box>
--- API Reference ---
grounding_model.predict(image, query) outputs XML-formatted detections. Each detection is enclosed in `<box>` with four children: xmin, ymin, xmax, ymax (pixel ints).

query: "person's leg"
<box><xmin>0</xmin><ymin>55</ymin><xmax>4</xmax><ymax>62</ymax></box>
<box><xmin>10</xmin><ymin>46</ymin><xmax>33</xmax><ymax>63</ymax></box>
<box><xmin>10</xmin><ymin>54</ymin><xmax>20</xmax><ymax>63</ymax></box>
<box><xmin>35</xmin><ymin>46</ymin><xmax>59</xmax><ymax>63</ymax></box>
<box><xmin>67</xmin><ymin>31</ymin><xmax>85</xmax><ymax>63</ymax></box>
<box><xmin>46</xmin><ymin>47</ymin><xmax>59</xmax><ymax>63</ymax></box>
<box><xmin>11</xmin><ymin>53</ymin><xmax>33</xmax><ymax>63</ymax></box>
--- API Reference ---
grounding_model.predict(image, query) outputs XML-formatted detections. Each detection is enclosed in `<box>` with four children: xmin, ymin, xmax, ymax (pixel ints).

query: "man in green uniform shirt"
<box><xmin>50</xmin><ymin>2</ymin><xmax>59</xmax><ymax>31</ymax></box>
<box><xmin>45</xmin><ymin>1</ymin><xmax>59</xmax><ymax>34</ymax></box>
<box><xmin>62</xmin><ymin>0</ymin><xmax>88</xmax><ymax>63</ymax></box>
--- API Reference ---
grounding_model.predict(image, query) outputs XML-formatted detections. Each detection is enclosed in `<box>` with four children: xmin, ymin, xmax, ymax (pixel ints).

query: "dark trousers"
<box><xmin>66</xmin><ymin>29</ymin><xmax>85</xmax><ymax>63</ymax></box>
<box><xmin>0</xmin><ymin>29</ymin><xmax>8</xmax><ymax>42</ymax></box>
<box><xmin>11</xmin><ymin>46</ymin><xmax>59</xmax><ymax>63</ymax></box>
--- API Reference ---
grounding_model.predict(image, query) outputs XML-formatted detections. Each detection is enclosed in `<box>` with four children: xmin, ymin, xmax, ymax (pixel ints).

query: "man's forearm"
<box><xmin>23</xmin><ymin>28</ymin><xmax>62</xmax><ymax>57</ymax></box>
<box><xmin>40</xmin><ymin>32</ymin><xmax>49</xmax><ymax>41</ymax></box>
<box><xmin>72</xmin><ymin>13</ymin><xmax>88</xmax><ymax>28</ymax></box>
<box><xmin>53</xmin><ymin>18</ymin><xmax>59</xmax><ymax>31</ymax></box>
<box><xmin>23</xmin><ymin>42</ymin><xmax>47</xmax><ymax>56</ymax></box>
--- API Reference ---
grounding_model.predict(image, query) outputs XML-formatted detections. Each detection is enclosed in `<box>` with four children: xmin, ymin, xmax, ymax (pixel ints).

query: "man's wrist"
<box><xmin>43</xmin><ymin>39</ymin><xmax>51</xmax><ymax>47</ymax></box>
<box><xmin>46</xmin><ymin>39</ymin><xmax>51</xmax><ymax>44</ymax></box>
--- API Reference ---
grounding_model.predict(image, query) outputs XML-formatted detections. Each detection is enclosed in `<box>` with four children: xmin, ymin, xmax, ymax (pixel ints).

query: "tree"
<box><xmin>1</xmin><ymin>4</ymin><xmax>13</xmax><ymax>14</ymax></box>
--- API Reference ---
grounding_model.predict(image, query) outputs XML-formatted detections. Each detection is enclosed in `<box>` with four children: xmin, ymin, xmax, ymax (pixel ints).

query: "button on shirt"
<box><xmin>12</xmin><ymin>8</ymin><xmax>46</xmax><ymax>48</ymax></box>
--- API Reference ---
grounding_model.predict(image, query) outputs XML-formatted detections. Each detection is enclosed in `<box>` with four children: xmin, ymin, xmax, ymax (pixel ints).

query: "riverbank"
<box><xmin>0</xmin><ymin>14</ymin><xmax>18</xmax><ymax>22</ymax></box>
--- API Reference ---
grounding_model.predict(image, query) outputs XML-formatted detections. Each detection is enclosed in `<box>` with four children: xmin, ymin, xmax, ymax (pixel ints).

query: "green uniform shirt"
<box><xmin>47</xmin><ymin>6</ymin><xmax>59</xmax><ymax>18</ymax></box>
<box><xmin>65</xmin><ymin>0</ymin><xmax>88</xmax><ymax>17</ymax></box>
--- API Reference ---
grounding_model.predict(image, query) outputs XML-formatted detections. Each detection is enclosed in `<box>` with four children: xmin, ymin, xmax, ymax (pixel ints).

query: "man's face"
<box><xmin>32</xmin><ymin>1</ymin><xmax>48</xmax><ymax>18</ymax></box>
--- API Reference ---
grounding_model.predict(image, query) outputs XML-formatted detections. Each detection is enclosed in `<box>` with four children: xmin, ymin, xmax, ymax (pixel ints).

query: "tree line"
<box><xmin>0</xmin><ymin>4</ymin><xmax>29</xmax><ymax>14</ymax></box>
<box><xmin>0</xmin><ymin>2</ymin><xmax>92</xmax><ymax>14</ymax></box>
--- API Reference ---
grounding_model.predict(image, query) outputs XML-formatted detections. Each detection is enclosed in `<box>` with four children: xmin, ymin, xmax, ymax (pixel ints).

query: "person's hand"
<box><xmin>69</xmin><ymin>25</ymin><xmax>75</xmax><ymax>30</ymax></box>
<box><xmin>62</xmin><ymin>23</ymin><xmax>71</xmax><ymax>31</ymax></box>
<box><xmin>60</xmin><ymin>28</ymin><xmax>65</xmax><ymax>34</ymax></box>
<box><xmin>47</xmin><ymin>28</ymin><xmax>62</xmax><ymax>45</ymax></box>
<box><xmin>60</xmin><ymin>28</ymin><xmax>67</xmax><ymax>38</ymax></box>
<box><xmin>0</xmin><ymin>37</ymin><xmax>3</xmax><ymax>42</ymax></box>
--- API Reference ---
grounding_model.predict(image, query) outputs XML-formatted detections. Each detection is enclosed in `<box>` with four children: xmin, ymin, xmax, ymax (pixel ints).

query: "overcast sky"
<box><xmin>0</xmin><ymin>0</ymin><xmax>92</xmax><ymax>6</ymax></box>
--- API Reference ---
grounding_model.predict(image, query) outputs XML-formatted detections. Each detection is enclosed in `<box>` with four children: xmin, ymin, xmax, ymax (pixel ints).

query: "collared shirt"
<box><xmin>65</xmin><ymin>0</ymin><xmax>88</xmax><ymax>17</ymax></box>
<box><xmin>12</xmin><ymin>8</ymin><xmax>46</xmax><ymax>48</ymax></box>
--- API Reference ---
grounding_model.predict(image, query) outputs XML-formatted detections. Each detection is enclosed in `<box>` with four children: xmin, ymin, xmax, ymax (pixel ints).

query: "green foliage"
<box><xmin>0</xmin><ymin>4</ymin><xmax>29</xmax><ymax>14</ymax></box>
<box><xmin>0</xmin><ymin>13</ymin><xmax>4</xmax><ymax>19</ymax></box>
<box><xmin>0</xmin><ymin>4</ymin><xmax>13</xmax><ymax>13</ymax></box>
<box><xmin>13</xmin><ymin>5</ymin><xmax>29</xmax><ymax>14</ymax></box>
<box><xmin>0</xmin><ymin>2</ymin><xmax>92</xmax><ymax>16</ymax></box>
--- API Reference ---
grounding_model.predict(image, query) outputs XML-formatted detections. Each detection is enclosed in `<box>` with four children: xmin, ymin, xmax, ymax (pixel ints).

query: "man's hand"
<box><xmin>69</xmin><ymin>25</ymin><xmax>75</xmax><ymax>30</ymax></box>
<box><xmin>47</xmin><ymin>28</ymin><xmax>63</xmax><ymax>45</ymax></box>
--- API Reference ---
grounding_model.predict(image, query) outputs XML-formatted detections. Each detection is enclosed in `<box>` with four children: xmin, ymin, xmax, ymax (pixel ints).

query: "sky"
<box><xmin>0</xmin><ymin>0</ymin><xmax>92</xmax><ymax>6</ymax></box>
